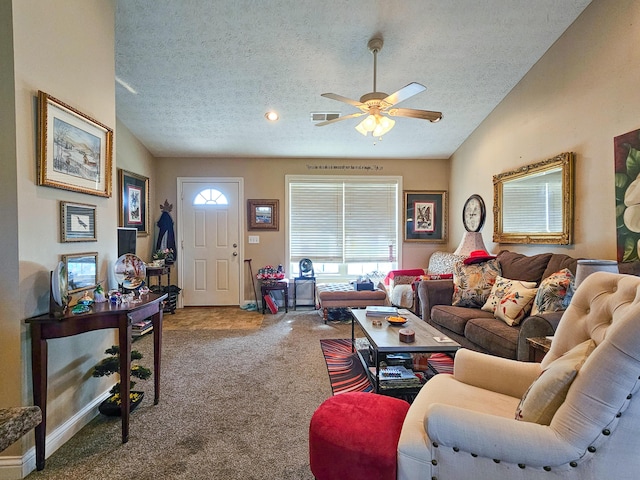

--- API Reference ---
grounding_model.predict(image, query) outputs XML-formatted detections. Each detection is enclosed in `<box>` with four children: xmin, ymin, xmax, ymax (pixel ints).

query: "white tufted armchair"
<box><xmin>397</xmin><ymin>271</ymin><xmax>640</xmax><ymax>479</ymax></box>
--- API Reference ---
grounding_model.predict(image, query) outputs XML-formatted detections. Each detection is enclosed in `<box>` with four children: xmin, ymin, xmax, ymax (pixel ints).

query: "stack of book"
<box><xmin>371</xmin><ymin>365</ymin><xmax>422</xmax><ymax>389</ymax></box>
<box><xmin>132</xmin><ymin>319</ymin><xmax>153</xmax><ymax>337</ymax></box>
<box><xmin>365</xmin><ymin>306</ymin><xmax>398</xmax><ymax>317</ymax></box>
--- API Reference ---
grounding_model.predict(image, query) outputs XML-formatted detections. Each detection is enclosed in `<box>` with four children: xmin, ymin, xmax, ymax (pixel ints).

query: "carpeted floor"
<box><xmin>26</xmin><ymin>307</ymin><xmax>354</xmax><ymax>480</ymax></box>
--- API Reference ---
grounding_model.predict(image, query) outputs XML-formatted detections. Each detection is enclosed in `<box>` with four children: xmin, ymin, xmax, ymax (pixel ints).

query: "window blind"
<box><xmin>289</xmin><ymin>177</ymin><xmax>399</xmax><ymax>264</ymax></box>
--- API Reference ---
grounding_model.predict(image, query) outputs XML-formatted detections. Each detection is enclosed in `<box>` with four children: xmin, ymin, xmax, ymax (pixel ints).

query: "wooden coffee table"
<box><xmin>350</xmin><ymin>308</ymin><xmax>460</xmax><ymax>396</ymax></box>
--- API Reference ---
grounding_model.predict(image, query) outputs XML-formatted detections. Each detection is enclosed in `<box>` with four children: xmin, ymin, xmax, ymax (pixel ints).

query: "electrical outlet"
<box><xmin>248</xmin><ymin>235</ymin><xmax>259</xmax><ymax>244</ymax></box>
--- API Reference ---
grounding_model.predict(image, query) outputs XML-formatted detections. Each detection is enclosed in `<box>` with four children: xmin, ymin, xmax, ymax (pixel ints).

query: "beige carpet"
<box><xmin>162</xmin><ymin>306</ymin><xmax>264</xmax><ymax>330</ymax></box>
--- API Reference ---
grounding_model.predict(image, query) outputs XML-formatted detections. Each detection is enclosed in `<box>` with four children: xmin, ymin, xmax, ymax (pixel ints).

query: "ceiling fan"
<box><xmin>317</xmin><ymin>37</ymin><xmax>442</xmax><ymax>138</ymax></box>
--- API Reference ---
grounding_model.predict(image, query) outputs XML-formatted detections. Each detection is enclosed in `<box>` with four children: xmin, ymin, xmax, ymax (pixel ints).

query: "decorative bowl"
<box><xmin>386</xmin><ymin>315</ymin><xmax>407</xmax><ymax>326</ymax></box>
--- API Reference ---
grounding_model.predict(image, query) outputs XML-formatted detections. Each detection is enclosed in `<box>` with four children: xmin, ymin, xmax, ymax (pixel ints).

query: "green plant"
<box><xmin>92</xmin><ymin>345</ymin><xmax>151</xmax><ymax>397</ymax></box>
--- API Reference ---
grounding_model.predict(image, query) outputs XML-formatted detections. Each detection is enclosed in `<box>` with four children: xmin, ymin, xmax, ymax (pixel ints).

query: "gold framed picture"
<box><xmin>37</xmin><ymin>91</ymin><xmax>113</xmax><ymax>197</ymax></box>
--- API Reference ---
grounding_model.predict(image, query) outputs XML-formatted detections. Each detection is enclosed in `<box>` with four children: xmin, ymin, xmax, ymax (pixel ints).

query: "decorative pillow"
<box><xmin>494</xmin><ymin>283</ymin><xmax>539</xmax><ymax>326</ymax></box>
<box><xmin>451</xmin><ymin>258</ymin><xmax>502</xmax><ymax>308</ymax></box>
<box><xmin>516</xmin><ymin>339</ymin><xmax>596</xmax><ymax>425</ymax></box>
<box><xmin>481</xmin><ymin>276</ymin><xmax>537</xmax><ymax>314</ymax></box>
<box><xmin>427</xmin><ymin>252</ymin><xmax>468</xmax><ymax>275</ymax></box>
<box><xmin>530</xmin><ymin>268</ymin><xmax>575</xmax><ymax>316</ymax></box>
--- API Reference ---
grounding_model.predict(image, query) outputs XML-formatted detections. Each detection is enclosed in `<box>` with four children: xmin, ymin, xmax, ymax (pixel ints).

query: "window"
<box><xmin>287</xmin><ymin>175</ymin><xmax>400</xmax><ymax>281</ymax></box>
<box><xmin>193</xmin><ymin>188</ymin><xmax>228</xmax><ymax>205</ymax></box>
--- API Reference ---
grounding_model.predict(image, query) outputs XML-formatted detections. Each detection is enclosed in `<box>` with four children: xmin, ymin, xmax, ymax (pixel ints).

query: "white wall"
<box><xmin>449</xmin><ymin>0</ymin><xmax>640</xmax><ymax>260</ymax></box>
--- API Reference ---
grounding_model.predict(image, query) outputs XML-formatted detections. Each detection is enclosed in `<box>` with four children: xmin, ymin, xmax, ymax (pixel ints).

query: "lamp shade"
<box><xmin>574</xmin><ymin>259</ymin><xmax>619</xmax><ymax>288</ymax></box>
<box><xmin>454</xmin><ymin>231</ymin><xmax>488</xmax><ymax>256</ymax></box>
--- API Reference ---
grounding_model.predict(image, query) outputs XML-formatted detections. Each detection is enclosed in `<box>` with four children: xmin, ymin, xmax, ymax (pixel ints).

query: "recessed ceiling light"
<box><xmin>265</xmin><ymin>111</ymin><xmax>279</xmax><ymax>122</ymax></box>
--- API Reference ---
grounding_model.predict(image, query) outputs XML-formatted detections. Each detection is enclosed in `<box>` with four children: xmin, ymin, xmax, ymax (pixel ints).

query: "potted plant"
<box><xmin>92</xmin><ymin>345</ymin><xmax>151</xmax><ymax>416</ymax></box>
<box><xmin>152</xmin><ymin>248</ymin><xmax>174</xmax><ymax>266</ymax></box>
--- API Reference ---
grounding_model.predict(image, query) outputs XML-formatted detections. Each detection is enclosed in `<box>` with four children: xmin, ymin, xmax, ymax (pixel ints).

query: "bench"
<box><xmin>316</xmin><ymin>283</ymin><xmax>388</xmax><ymax>322</ymax></box>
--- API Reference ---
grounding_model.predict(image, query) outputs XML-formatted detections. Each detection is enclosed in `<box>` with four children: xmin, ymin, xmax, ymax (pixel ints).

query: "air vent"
<box><xmin>310</xmin><ymin>112</ymin><xmax>341</xmax><ymax>122</ymax></box>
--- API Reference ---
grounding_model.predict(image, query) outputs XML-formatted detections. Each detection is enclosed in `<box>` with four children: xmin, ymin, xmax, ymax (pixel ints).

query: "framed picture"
<box><xmin>62</xmin><ymin>252</ymin><xmax>98</xmax><ymax>293</ymax></box>
<box><xmin>118</xmin><ymin>169</ymin><xmax>149</xmax><ymax>236</ymax></box>
<box><xmin>404</xmin><ymin>190</ymin><xmax>448</xmax><ymax>242</ymax></box>
<box><xmin>248</xmin><ymin>199</ymin><xmax>279</xmax><ymax>231</ymax></box>
<box><xmin>60</xmin><ymin>201</ymin><xmax>97</xmax><ymax>242</ymax></box>
<box><xmin>37</xmin><ymin>91</ymin><xmax>113</xmax><ymax>197</ymax></box>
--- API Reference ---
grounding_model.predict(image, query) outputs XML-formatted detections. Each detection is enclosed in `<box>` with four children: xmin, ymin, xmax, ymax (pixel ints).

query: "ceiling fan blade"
<box><xmin>315</xmin><ymin>112</ymin><xmax>365</xmax><ymax>127</ymax></box>
<box><xmin>321</xmin><ymin>93</ymin><xmax>366</xmax><ymax>109</ymax></box>
<box><xmin>387</xmin><ymin>108</ymin><xmax>442</xmax><ymax>122</ymax></box>
<box><xmin>380</xmin><ymin>82</ymin><xmax>426</xmax><ymax>109</ymax></box>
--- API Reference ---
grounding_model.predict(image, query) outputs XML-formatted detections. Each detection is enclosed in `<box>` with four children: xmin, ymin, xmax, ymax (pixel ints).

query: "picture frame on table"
<box><xmin>248</xmin><ymin>199</ymin><xmax>279</xmax><ymax>231</ymax></box>
<box><xmin>118</xmin><ymin>169</ymin><xmax>149</xmax><ymax>236</ymax></box>
<box><xmin>404</xmin><ymin>190</ymin><xmax>448</xmax><ymax>242</ymax></box>
<box><xmin>61</xmin><ymin>252</ymin><xmax>98</xmax><ymax>294</ymax></box>
<box><xmin>37</xmin><ymin>91</ymin><xmax>113</xmax><ymax>197</ymax></box>
<box><xmin>60</xmin><ymin>201</ymin><xmax>97</xmax><ymax>242</ymax></box>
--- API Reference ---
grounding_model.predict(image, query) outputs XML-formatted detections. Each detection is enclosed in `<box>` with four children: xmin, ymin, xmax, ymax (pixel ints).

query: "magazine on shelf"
<box><xmin>365</xmin><ymin>306</ymin><xmax>398</xmax><ymax>317</ymax></box>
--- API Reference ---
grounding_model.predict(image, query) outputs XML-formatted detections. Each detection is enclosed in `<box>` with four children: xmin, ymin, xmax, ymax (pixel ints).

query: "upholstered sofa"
<box><xmin>417</xmin><ymin>250</ymin><xmax>579</xmax><ymax>361</ymax></box>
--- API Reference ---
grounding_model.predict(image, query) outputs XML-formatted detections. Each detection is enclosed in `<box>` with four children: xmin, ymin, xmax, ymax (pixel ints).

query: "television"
<box><xmin>117</xmin><ymin>227</ymin><xmax>137</xmax><ymax>257</ymax></box>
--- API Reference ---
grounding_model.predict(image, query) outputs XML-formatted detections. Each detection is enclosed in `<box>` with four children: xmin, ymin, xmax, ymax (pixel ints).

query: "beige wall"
<box><xmin>155</xmin><ymin>157</ymin><xmax>450</xmax><ymax>302</ymax></box>
<box><xmin>116</xmin><ymin>119</ymin><xmax>157</xmax><ymax>262</ymax></box>
<box><xmin>1</xmin><ymin>0</ymin><xmax>117</xmax><ymax>468</ymax></box>
<box><xmin>449</xmin><ymin>0</ymin><xmax>640</xmax><ymax>260</ymax></box>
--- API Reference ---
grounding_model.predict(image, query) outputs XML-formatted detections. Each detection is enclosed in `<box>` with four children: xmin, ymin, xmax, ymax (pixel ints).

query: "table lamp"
<box><xmin>454</xmin><ymin>231</ymin><xmax>488</xmax><ymax>256</ymax></box>
<box><xmin>574</xmin><ymin>259</ymin><xmax>619</xmax><ymax>288</ymax></box>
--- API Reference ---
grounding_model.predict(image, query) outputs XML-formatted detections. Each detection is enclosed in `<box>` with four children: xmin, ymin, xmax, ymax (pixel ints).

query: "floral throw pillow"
<box><xmin>494</xmin><ymin>282</ymin><xmax>539</xmax><ymax>326</ymax></box>
<box><xmin>481</xmin><ymin>276</ymin><xmax>537</xmax><ymax>314</ymax></box>
<box><xmin>531</xmin><ymin>268</ymin><xmax>575</xmax><ymax>316</ymax></box>
<box><xmin>451</xmin><ymin>258</ymin><xmax>502</xmax><ymax>308</ymax></box>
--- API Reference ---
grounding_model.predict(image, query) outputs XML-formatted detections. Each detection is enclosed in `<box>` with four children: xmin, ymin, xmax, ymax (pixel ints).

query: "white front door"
<box><xmin>180</xmin><ymin>179</ymin><xmax>241</xmax><ymax>306</ymax></box>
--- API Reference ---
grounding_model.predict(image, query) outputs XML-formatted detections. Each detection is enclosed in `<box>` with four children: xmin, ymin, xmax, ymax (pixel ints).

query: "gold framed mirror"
<box><xmin>493</xmin><ymin>152</ymin><xmax>574</xmax><ymax>244</ymax></box>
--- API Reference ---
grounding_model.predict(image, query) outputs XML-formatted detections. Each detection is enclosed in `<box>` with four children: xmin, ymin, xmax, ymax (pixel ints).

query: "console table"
<box><xmin>26</xmin><ymin>292</ymin><xmax>167</xmax><ymax>470</ymax></box>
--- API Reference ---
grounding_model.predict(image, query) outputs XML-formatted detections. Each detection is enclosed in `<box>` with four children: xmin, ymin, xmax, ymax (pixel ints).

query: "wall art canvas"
<box><xmin>615</xmin><ymin>127</ymin><xmax>640</xmax><ymax>262</ymax></box>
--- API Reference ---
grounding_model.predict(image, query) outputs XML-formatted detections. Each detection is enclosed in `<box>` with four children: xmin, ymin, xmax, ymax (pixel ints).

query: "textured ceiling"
<box><xmin>115</xmin><ymin>1</ymin><xmax>592</xmax><ymax>159</ymax></box>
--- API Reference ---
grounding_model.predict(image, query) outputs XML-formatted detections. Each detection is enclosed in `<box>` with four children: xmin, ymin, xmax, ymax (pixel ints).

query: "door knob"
<box><xmin>233</xmin><ymin>252</ymin><xmax>238</xmax><ymax>256</ymax></box>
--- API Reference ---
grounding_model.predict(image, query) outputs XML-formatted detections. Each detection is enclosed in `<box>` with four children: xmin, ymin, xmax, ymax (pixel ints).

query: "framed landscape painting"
<box><xmin>118</xmin><ymin>169</ymin><xmax>149</xmax><ymax>236</ymax></box>
<box><xmin>37</xmin><ymin>91</ymin><xmax>113</xmax><ymax>197</ymax></box>
<box><xmin>404</xmin><ymin>190</ymin><xmax>448</xmax><ymax>242</ymax></box>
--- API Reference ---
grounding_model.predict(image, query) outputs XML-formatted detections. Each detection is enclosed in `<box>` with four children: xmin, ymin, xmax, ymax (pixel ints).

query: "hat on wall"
<box><xmin>463</xmin><ymin>250</ymin><xmax>497</xmax><ymax>265</ymax></box>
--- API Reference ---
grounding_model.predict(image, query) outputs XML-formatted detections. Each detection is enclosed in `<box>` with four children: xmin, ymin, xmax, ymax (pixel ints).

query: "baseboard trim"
<box><xmin>0</xmin><ymin>391</ymin><xmax>109</xmax><ymax>479</ymax></box>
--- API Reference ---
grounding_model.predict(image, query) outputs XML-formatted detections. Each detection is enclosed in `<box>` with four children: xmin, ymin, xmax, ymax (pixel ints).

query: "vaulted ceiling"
<box><xmin>115</xmin><ymin>1</ymin><xmax>592</xmax><ymax>159</ymax></box>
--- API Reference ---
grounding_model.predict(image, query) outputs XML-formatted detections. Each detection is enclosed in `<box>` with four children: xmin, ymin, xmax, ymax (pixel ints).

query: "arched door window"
<box><xmin>193</xmin><ymin>188</ymin><xmax>229</xmax><ymax>205</ymax></box>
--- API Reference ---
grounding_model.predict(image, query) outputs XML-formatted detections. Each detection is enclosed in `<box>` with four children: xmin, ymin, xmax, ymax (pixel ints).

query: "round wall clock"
<box><xmin>462</xmin><ymin>194</ymin><xmax>486</xmax><ymax>232</ymax></box>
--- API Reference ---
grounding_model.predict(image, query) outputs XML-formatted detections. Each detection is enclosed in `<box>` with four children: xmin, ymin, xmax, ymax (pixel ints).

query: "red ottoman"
<box><xmin>309</xmin><ymin>392</ymin><xmax>410</xmax><ymax>480</ymax></box>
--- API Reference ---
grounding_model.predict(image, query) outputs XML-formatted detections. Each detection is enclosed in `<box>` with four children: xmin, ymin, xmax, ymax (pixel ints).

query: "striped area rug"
<box><xmin>320</xmin><ymin>339</ymin><xmax>454</xmax><ymax>396</ymax></box>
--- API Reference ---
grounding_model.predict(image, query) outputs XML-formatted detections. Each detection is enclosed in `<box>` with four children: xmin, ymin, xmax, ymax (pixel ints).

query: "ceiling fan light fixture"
<box><xmin>355</xmin><ymin>114</ymin><xmax>377</xmax><ymax>136</ymax></box>
<box><xmin>373</xmin><ymin>116</ymin><xmax>395</xmax><ymax>137</ymax></box>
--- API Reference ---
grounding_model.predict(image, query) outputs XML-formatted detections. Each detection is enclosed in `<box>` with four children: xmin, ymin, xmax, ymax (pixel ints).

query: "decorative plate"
<box><xmin>52</xmin><ymin>261</ymin><xmax>69</xmax><ymax>307</ymax></box>
<box><xmin>114</xmin><ymin>254</ymin><xmax>146</xmax><ymax>290</ymax></box>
